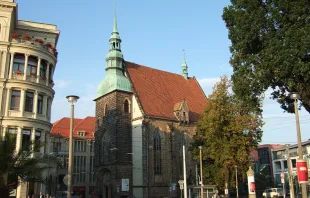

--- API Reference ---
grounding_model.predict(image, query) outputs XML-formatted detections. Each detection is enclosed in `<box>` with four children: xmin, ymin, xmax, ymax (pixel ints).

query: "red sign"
<box><xmin>280</xmin><ymin>172</ymin><xmax>284</xmax><ymax>179</ymax></box>
<box><xmin>296</xmin><ymin>160</ymin><xmax>308</xmax><ymax>184</ymax></box>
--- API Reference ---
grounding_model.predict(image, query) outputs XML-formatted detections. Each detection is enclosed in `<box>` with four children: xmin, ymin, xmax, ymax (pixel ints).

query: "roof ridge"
<box><xmin>193</xmin><ymin>76</ymin><xmax>208</xmax><ymax>100</ymax></box>
<box><xmin>74</xmin><ymin>117</ymin><xmax>86</xmax><ymax>132</ymax></box>
<box><xmin>51</xmin><ymin>117</ymin><xmax>66</xmax><ymax>130</ymax></box>
<box><xmin>126</xmin><ymin>61</ymin><xmax>192</xmax><ymax>79</ymax></box>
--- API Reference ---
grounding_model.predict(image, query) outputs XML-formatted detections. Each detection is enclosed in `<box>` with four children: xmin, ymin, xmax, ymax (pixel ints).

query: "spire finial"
<box><xmin>182</xmin><ymin>49</ymin><xmax>186</xmax><ymax>62</ymax></box>
<box><xmin>181</xmin><ymin>49</ymin><xmax>188</xmax><ymax>79</ymax></box>
<box><xmin>113</xmin><ymin>0</ymin><xmax>118</xmax><ymax>33</ymax></box>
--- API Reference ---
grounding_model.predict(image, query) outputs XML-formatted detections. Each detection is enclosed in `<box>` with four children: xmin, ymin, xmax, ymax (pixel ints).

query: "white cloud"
<box><xmin>198</xmin><ymin>77</ymin><xmax>220</xmax><ymax>95</ymax></box>
<box><xmin>54</xmin><ymin>80</ymin><xmax>69</xmax><ymax>88</ymax></box>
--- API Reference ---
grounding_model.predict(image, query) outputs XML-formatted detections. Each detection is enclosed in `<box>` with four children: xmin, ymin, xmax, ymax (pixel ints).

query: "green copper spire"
<box><xmin>113</xmin><ymin>7</ymin><xmax>118</xmax><ymax>33</ymax></box>
<box><xmin>95</xmin><ymin>5</ymin><xmax>131</xmax><ymax>99</ymax></box>
<box><xmin>182</xmin><ymin>49</ymin><xmax>188</xmax><ymax>79</ymax></box>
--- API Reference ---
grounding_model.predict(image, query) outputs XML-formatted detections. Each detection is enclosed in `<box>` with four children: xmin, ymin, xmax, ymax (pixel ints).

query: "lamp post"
<box><xmin>66</xmin><ymin>95</ymin><xmax>79</xmax><ymax>198</ymax></box>
<box><xmin>199</xmin><ymin>146</ymin><xmax>203</xmax><ymax>198</ymax></box>
<box><xmin>290</xmin><ymin>93</ymin><xmax>307</xmax><ymax>198</ymax></box>
<box><xmin>235</xmin><ymin>165</ymin><xmax>238</xmax><ymax>198</ymax></box>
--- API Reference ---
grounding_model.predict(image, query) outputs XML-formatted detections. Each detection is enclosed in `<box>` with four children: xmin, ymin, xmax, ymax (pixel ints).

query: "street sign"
<box><xmin>122</xmin><ymin>179</ymin><xmax>129</xmax><ymax>191</ymax></box>
<box><xmin>63</xmin><ymin>174</ymin><xmax>68</xmax><ymax>186</ymax></box>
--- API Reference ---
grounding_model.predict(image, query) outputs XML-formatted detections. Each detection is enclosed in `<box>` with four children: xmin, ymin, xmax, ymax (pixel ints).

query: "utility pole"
<box><xmin>199</xmin><ymin>146</ymin><xmax>204</xmax><ymax>198</ymax></box>
<box><xmin>235</xmin><ymin>165</ymin><xmax>238</xmax><ymax>198</ymax></box>
<box><xmin>183</xmin><ymin>145</ymin><xmax>188</xmax><ymax>198</ymax></box>
<box><xmin>290</xmin><ymin>93</ymin><xmax>307</xmax><ymax>198</ymax></box>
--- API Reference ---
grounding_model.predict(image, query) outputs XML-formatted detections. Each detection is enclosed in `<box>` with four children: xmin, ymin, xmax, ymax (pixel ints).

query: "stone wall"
<box><xmin>94</xmin><ymin>91</ymin><xmax>133</xmax><ymax>197</ymax></box>
<box><xmin>143</xmin><ymin>118</ymin><xmax>198</xmax><ymax>198</ymax></box>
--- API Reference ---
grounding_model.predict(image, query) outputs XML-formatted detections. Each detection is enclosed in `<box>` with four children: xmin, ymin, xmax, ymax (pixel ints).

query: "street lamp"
<box><xmin>235</xmin><ymin>165</ymin><xmax>238</xmax><ymax>198</ymax></box>
<box><xmin>199</xmin><ymin>146</ymin><xmax>203</xmax><ymax>198</ymax></box>
<box><xmin>66</xmin><ymin>95</ymin><xmax>79</xmax><ymax>198</ymax></box>
<box><xmin>290</xmin><ymin>93</ymin><xmax>307</xmax><ymax>198</ymax></box>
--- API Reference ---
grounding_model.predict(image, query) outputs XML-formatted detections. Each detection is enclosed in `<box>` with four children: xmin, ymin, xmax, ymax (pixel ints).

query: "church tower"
<box><xmin>94</xmin><ymin>9</ymin><xmax>133</xmax><ymax>198</ymax></box>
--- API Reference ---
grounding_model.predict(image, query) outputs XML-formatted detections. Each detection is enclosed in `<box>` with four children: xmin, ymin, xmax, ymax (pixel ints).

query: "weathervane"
<box><xmin>182</xmin><ymin>49</ymin><xmax>186</xmax><ymax>61</ymax></box>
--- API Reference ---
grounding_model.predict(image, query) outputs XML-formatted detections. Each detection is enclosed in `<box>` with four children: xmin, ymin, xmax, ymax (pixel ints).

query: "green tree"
<box><xmin>222</xmin><ymin>0</ymin><xmax>310</xmax><ymax>113</ymax></box>
<box><xmin>0</xmin><ymin>135</ymin><xmax>56</xmax><ymax>198</ymax></box>
<box><xmin>192</xmin><ymin>76</ymin><xmax>263</xmax><ymax>196</ymax></box>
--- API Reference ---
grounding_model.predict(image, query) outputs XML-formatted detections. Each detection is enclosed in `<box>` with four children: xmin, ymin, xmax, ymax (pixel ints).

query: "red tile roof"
<box><xmin>51</xmin><ymin>116</ymin><xmax>96</xmax><ymax>139</ymax></box>
<box><xmin>126</xmin><ymin>61</ymin><xmax>207</xmax><ymax>122</ymax></box>
<box><xmin>258</xmin><ymin>144</ymin><xmax>285</xmax><ymax>149</ymax></box>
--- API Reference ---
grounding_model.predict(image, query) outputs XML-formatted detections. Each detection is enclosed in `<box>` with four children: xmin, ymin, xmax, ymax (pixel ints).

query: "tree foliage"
<box><xmin>192</xmin><ymin>76</ymin><xmax>263</xmax><ymax>194</ymax></box>
<box><xmin>0</xmin><ymin>135</ymin><xmax>56</xmax><ymax>197</ymax></box>
<box><xmin>223</xmin><ymin>0</ymin><xmax>310</xmax><ymax>113</ymax></box>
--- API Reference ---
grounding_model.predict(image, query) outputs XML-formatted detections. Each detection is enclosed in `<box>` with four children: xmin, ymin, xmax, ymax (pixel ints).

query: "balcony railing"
<box><xmin>11</xmin><ymin>38</ymin><xmax>57</xmax><ymax>57</ymax></box>
<box><xmin>11</xmin><ymin>71</ymin><xmax>54</xmax><ymax>88</ymax></box>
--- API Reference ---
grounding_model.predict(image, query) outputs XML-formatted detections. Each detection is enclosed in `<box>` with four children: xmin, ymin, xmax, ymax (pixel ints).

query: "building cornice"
<box><xmin>1</xmin><ymin>116</ymin><xmax>53</xmax><ymax>128</ymax></box>
<box><xmin>6</xmin><ymin>79</ymin><xmax>55</xmax><ymax>96</ymax></box>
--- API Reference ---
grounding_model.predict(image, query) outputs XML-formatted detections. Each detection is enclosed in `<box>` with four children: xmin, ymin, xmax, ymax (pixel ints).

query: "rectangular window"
<box><xmin>13</xmin><ymin>55</ymin><xmax>25</xmax><ymax>73</ymax></box>
<box><xmin>53</xmin><ymin>142</ymin><xmax>61</xmax><ymax>152</ymax></box>
<box><xmin>22</xmin><ymin>129</ymin><xmax>31</xmax><ymax>151</ymax></box>
<box><xmin>8</xmin><ymin>128</ymin><xmax>17</xmax><ymax>134</ymax></box>
<box><xmin>49</xmin><ymin>65</ymin><xmax>53</xmax><ymax>80</ymax></box>
<box><xmin>90</xmin><ymin>141</ymin><xmax>94</xmax><ymax>152</ymax></box>
<box><xmin>25</xmin><ymin>91</ymin><xmax>34</xmax><ymax>112</ymax></box>
<box><xmin>26</xmin><ymin>57</ymin><xmax>37</xmax><ymax>76</ymax></box>
<box><xmin>40</xmin><ymin>61</ymin><xmax>47</xmax><ymax>78</ymax></box>
<box><xmin>10</xmin><ymin>90</ymin><xmax>21</xmax><ymax>110</ymax></box>
<box><xmin>46</xmin><ymin>98</ymin><xmax>50</xmax><ymax>117</ymax></box>
<box><xmin>35</xmin><ymin>131</ymin><xmax>41</xmax><ymax>152</ymax></box>
<box><xmin>37</xmin><ymin>94</ymin><xmax>43</xmax><ymax>114</ymax></box>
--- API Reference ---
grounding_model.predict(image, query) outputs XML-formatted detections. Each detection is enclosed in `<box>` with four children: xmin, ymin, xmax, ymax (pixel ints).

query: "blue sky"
<box><xmin>16</xmin><ymin>0</ymin><xmax>310</xmax><ymax>145</ymax></box>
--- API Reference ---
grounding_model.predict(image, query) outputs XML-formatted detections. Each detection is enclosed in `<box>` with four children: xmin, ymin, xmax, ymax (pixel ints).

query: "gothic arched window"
<box><xmin>153</xmin><ymin>132</ymin><xmax>162</xmax><ymax>175</ymax></box>
<box><xmin>104</xmin><ymin>104</ymin><xmax>108</xmax><ymax>116</ymax></box>
<box><xmin>124</xmin><ymin>99</ymin><xmax>129</xmax><ymax>113</ymax></box>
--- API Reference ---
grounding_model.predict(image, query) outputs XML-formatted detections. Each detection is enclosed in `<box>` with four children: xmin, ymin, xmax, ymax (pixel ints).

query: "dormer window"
<box><xmin>173</xmin><ymin>100</ymin><xmax>189</xmax><ymax>123</ymax></box>
<box><xmin>78</xmin><ymin>132</ymin><xmax>85</xmax><ymax>137</ymax></box>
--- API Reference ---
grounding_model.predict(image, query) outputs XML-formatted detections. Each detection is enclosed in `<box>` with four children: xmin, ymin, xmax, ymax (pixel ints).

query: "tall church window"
<box><xmin>153</xmin><ymin>132</ymin><xmax>162</xmax><ymax>175</ymax></box>
<box><xmin>104</xmin><ymin>104</ymin><xmax>108</xmax><ymax>116</ymax></box>
<box><xmin>124</xmin><ymin>99</ymin><xmax>129</xmax><ymax>113</ymax></box>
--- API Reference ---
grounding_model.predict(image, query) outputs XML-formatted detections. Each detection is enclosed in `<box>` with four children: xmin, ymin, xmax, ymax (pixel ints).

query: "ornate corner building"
<box><xmin>94</xmin><ymin>11</ymin><xmax>207</xmax><ymax>198</ymax></box>
<box><xmin>0</xmin><ymin>0</ymin><xmax>60</xmax><ymax>197</ymax></box>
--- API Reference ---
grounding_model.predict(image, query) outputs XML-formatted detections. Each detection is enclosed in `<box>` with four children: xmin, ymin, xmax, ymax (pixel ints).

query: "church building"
<box><xmin>94</xmin><ymin>11</ymin><xmax>207</xmax><ymax>198</ymax></box>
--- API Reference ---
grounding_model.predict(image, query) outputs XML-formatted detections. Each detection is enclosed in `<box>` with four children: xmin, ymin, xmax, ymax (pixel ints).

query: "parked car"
<box><xmin>262</xmin><ymin>188</ymin><xmax>284</xmax><ymax>198</ymax></box>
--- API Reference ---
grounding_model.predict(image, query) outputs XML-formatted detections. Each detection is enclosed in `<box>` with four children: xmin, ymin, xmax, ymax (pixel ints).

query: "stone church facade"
<box><xmin>94</xmin><ymin>12</ymin><xmax>207</xmax><ymax>198</ymax></box>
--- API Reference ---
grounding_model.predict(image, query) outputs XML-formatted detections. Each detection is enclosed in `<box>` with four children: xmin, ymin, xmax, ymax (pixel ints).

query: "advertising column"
<box><xmin>247</xmin><ymin>166</ymin><xmax>256</xmax><ymax>198</ymax></box>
